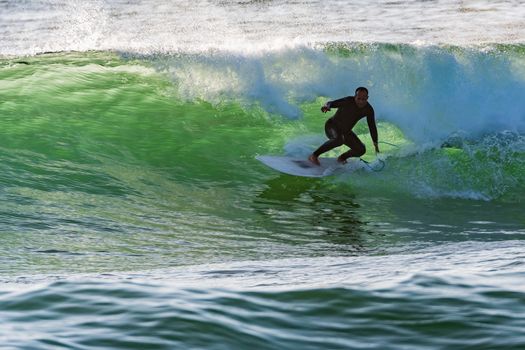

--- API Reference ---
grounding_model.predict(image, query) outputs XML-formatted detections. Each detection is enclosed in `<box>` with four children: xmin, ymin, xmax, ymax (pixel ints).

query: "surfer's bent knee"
<box><xmin>354</xmin><ymin>146</ymin><xmax>366</xmax><ymax>157</ymax></box>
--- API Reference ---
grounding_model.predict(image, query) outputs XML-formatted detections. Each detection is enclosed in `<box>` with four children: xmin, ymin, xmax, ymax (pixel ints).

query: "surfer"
<box><xmin>309</xmin><ymin>87</ymin><xmax>379</xmax><ymax>166</ymax></box>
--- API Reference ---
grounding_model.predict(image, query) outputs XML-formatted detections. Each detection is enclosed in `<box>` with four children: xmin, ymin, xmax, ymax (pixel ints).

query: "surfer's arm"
<box><xmin>366</xmin><ymin>110</ymin><xmax>380</xmax><ymax>153</ymax></box>
<box><xmin>321</xmin><ymin>96</ymin><xmax>350</xmax><ymax>113</ymax></box>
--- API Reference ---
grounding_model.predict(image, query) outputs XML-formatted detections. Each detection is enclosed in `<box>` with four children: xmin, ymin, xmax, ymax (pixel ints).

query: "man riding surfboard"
<box><xmin>309</xmin><ymin>87</ymin><xmax>379</xmax><ymax>165</ymax></box>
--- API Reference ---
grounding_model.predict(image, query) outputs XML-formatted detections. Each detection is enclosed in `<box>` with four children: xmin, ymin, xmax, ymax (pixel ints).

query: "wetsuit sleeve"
<box><xmin>366</xmin><ymin>107</ymin><xmax>378</xmax><ymax>144</ymax></box>
<box><xmin>327</xmin><ymin>96</ymin><xmax>352</xmax><ymax>109</ymax></box>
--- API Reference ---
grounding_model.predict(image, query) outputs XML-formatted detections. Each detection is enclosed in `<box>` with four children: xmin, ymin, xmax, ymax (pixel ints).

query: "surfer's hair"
<box><xmin>355</xmin><ymin>87</ymin><xmax>369</xmax><ymax>95</ymax></box>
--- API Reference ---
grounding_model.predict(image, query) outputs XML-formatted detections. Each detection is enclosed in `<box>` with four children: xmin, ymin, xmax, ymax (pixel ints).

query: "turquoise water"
<box><xmin>2</xmin><ymin>1</ymin><xmax>525</xmax><ymax>348</ymax></box>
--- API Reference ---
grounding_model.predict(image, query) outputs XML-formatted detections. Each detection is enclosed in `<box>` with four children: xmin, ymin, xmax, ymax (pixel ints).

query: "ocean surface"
<box><xmin>1</xmin><ymin>1</ymin><xmax>525</xmax><ymax>349</ymax></box>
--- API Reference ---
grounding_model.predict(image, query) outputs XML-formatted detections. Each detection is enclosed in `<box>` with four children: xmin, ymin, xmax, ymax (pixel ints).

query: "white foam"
<box><xmin>148</xmin><ymin>45</ymin><xmax>525</xmax><ymax>146</ymax></box>
<box><xmin>1</xmin><ymin>0</ymin><xmax>525</xmax><ymax>56</ymax></box>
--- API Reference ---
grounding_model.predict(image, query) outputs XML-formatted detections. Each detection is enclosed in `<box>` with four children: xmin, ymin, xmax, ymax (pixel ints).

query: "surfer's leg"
<box><xmin>312</xmin><ymin>119</ymin><xmax>343</xmax><ymax>157</ymax></box>
<box><xmin>339</xmin><ymin>131</ymin><xmax>366</xmax><ymax>160</ymax></box>
<box><xmin>309</xmin><ymin>119</ymin><xmax>343</xmax><ymax>165</ymax></box>
<box><xmin>313</xmin><ymin>138</ymin><xmax>343</xmax><ymax>157</ymax></box>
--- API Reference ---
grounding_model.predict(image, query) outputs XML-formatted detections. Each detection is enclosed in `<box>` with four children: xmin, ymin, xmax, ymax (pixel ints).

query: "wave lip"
<box><xmin>147</xmin><ymin>43</ymin><xmax>525</xmax><ymax>138</ymax></box>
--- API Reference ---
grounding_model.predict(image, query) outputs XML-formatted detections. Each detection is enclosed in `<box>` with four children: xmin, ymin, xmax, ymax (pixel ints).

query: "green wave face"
<box><xmin>1</xmin><ymin>48</ymin><xmax>525</xmax><ymax>201</ymax></box>
<box><xmin>1</xmin><ymin>52</ymin><xmax>277</xmax><ymax>184</ymax></box>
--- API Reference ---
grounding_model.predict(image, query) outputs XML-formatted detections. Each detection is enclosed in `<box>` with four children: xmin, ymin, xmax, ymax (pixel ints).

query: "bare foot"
<box><xmin>308</xmin><ymin>154</ymin><xmax>320</xmax><ymax>166</ymax></box>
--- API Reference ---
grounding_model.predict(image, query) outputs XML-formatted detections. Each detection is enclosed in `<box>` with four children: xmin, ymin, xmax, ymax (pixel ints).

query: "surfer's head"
<box><xmin>354</xmin><ymin>87</ymin><xmax>369</xmax><ymax>108</ymax></box>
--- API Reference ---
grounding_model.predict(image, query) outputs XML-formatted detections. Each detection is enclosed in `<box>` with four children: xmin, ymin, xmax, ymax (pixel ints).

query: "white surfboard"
<box><xmin>256</xmin><ymin>155</ymin><xmax>346</xmax><ymax>178</ymax></box>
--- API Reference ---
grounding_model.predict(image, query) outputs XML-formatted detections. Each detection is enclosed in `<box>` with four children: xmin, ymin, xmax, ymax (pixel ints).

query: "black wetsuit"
<box><xmin>313</xmin><ymin>96</ymin><xmax>378</xmax><ymax>161</ymax></box>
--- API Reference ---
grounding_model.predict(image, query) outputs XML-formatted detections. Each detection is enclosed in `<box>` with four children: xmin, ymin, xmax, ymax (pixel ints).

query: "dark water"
<box><xmin>2</xmin><ymin>274</ymin><xmax>525</xmax><ymax>349</ymax></box>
